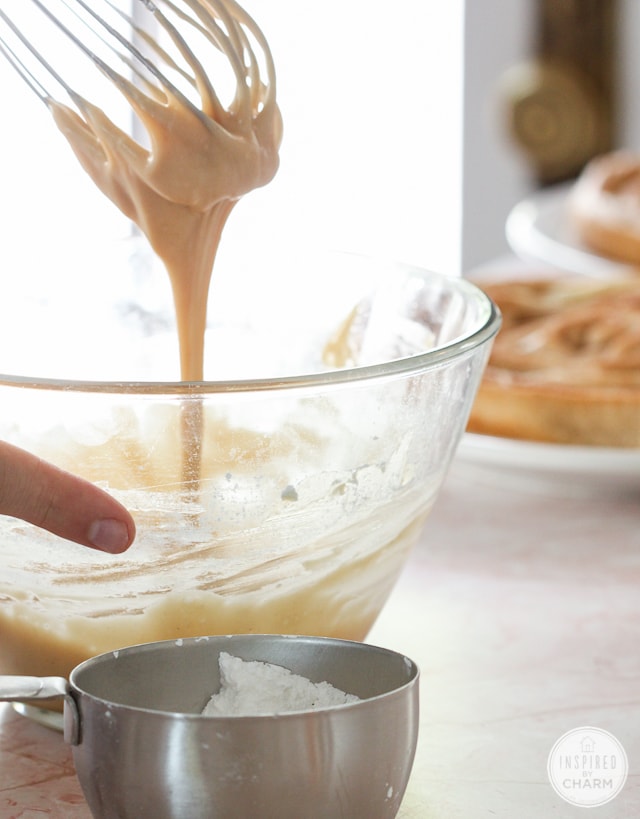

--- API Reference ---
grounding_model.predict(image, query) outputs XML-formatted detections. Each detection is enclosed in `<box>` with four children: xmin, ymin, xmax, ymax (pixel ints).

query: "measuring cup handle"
<box><xmin>0</xmin><ymin>675</ymin><xmax>81</xmax><ymax>746</ymax></box>
<box><xmin>0</xmin><ymin>675</ymin><xmax>69</xmax><ymax>702</ymax></box>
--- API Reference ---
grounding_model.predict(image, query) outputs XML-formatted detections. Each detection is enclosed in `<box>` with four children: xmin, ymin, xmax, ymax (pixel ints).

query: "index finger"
<box><xmin>0</xmin><ymin>441</ymin><xmax>136</xmax><ymax>553</ymax></box>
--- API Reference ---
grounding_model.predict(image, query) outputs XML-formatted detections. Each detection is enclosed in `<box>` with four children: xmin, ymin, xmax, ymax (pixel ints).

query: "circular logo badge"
<box><xmin>547</xmin><ymin>727</ymin><xmax>628</xmax><ymax>808</ymax></box>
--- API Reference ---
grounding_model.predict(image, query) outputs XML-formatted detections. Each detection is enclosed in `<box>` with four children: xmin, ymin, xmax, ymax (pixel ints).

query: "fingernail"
<box><xmin>88</xmin><ymin>518</ymin><xmax>131</xmax><ymax>554</ymax></box>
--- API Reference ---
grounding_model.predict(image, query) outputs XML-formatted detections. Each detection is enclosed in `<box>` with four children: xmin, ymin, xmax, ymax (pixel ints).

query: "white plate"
<box><xmin>454</xmin><ymin>432</ymin><xmax>640</xmax><ymax>497</ymax></box>
<box><xmin>506</xmin><ymin>186</ymin><xmax>637</xmax><ymax>280</ymax></box>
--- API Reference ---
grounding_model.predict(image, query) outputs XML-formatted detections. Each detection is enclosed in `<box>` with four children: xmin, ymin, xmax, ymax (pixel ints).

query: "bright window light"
<box><xmin>0</xmin><ymin>1</ymin><xmax>464</xmax><ymax>294</ymax></box>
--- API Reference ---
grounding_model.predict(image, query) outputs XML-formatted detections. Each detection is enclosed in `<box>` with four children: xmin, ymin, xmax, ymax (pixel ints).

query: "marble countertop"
<box><xmin>1</xmin><ymin>452</ymin><xmax>639</xmax><ymax>818</ymax></box>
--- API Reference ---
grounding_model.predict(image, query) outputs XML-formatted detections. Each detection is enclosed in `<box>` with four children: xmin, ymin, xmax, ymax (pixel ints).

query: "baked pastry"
<box><xmin>467</xmin><ymin>276</ymin><xmax>640</xmax><ymax>447</ymax></box>
<box><xmin>569</xmin><ymin>151</ymin><xmax>640</xmax><ymax>265</ymax></box>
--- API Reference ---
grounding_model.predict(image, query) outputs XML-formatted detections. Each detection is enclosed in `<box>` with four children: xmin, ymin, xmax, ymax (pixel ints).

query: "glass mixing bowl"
<box><xmin>0</xmin><ymin>246</ymin><xmax>499</xmax><ymax>682</ymax></box>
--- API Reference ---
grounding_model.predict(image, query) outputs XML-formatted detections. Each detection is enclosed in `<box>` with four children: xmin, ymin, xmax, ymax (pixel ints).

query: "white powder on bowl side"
<box><xmin>202</xmin><ymin>652</ymin><xmax>360</xmax><ymax>716</ymax></box>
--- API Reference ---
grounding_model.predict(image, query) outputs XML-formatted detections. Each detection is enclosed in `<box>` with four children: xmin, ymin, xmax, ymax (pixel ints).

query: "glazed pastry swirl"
<box><xmin>488</xmin><ymin>282</ymin><xmax>640</xmax><ymax>385</ymax></box>
<box><xmin>569</xmin><ymin>151</ymin><xmax>640</xmax><ymax>266</ymax></box>
<box><xmin>468</xmin><ymin>277</ymin><xmax>640</xmax><ymax>446</ymax></box>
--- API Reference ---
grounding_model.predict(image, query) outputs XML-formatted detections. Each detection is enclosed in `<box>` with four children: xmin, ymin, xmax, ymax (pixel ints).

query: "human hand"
<box><xmin>0</xmin><ymin>441</ymin><xmax>135</xmax><ymax>553</ymax></box>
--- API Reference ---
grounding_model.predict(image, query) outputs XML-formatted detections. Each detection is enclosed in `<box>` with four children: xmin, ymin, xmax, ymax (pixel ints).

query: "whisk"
<box><xmin>0</xmin><ymin>0</ymin><xmax>282</xmax><ymax>204</ymax></box>
<box><xmin>0</xmin><ymin>0</ymin><xmax>283</xmax><ymax>382</ymax></box>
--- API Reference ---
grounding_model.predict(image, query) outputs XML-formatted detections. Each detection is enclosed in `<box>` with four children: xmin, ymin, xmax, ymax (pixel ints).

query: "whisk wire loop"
<box><xmin>0</xmin><ymin>0</ymin><xmax>278</xmax><ymax>138</ymax></box>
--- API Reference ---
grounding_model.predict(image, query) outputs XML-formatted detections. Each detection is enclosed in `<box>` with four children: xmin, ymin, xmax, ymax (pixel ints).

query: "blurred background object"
<box><xmin>500</xmin><ymin>0</ymin><xmax>616</xmax><ymax>187</ymax></box>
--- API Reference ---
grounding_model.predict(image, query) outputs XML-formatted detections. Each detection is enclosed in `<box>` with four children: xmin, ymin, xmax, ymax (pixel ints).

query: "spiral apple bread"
<box><xmin>467</xmin><ymin>277</ymin><xmax>640</xmax><ymax>446</ymax></box>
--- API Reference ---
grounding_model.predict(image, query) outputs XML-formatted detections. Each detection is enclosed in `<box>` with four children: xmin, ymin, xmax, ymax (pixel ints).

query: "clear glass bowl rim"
<box><xmin>0</xmin><ymin>271</ymin><xmax>500</xmax><ymax>396</ymax></box>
